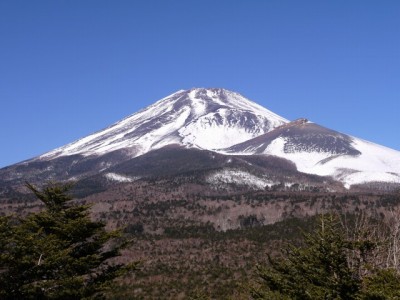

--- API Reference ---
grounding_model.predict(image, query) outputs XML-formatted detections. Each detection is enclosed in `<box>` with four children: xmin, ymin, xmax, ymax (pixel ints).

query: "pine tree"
<box><xmin>0</xmin><ymin>182</ymin><xmax>137</xmax><ymax>299</ymax></box>
<box><xmin>252</xmin><ymin>215</ymin><xmax>359</xmax><ymax>299</ymax></box>
<box><xmin>251</xmin><ymin>214</ymin><xmax>400</xmax><ymax>300</ymax></box>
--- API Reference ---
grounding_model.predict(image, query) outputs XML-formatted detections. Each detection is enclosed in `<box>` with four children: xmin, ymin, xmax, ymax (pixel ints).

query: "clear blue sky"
<box><xmin>1</xmin><ymin>0</ymin><xmax>399</xmax><ymax>168</ymax></box>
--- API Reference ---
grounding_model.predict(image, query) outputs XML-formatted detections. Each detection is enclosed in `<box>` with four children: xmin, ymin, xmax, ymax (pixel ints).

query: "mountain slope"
<box><xmin>70</xmin><ymin>145</ymin><xmax>341</xmax><ymax>199</ymax></box>
<box><xmin>0</xmin><ymin>88</ymin><xmax>289</xmax><ymax>187</ymax></box>
<box><xmin>1</xmin><ymin>88</ymin><xmax>399</xmax><ymax>191</ymax></box>
<box><xmin>223</xmin><ymin>119</ymin><xmax>400</xmax><ymax>187</ymax></box>
<box><xmin>40</xmin><ymin>88</ymin><xmax>287</xmax><ymax>160</ymax></box>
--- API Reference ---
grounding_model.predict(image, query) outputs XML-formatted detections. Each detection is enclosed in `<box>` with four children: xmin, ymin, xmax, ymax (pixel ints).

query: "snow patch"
<box><xmin>257</xmin><ymin>136</ymin><xmax>400</xmax><ymax>188</ymax></box>
<box><xmin>105</xmin><ymin>173</ymin><xmax>139</xmax><ymax>183</ymax></box>
<box><xmin>340</xmin><ymin>171</ymin><xmax>400</xmax><ymax>189</ymax></box>
<box><xmin>206</xmin><ymin>169</ymin><xmax>276</xmax><ymax>189</ymax></box>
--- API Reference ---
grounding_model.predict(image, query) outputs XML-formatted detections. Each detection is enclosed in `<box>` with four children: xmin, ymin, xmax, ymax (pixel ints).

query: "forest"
<box><xmin>1</xmin><ymin>183</ymin><xmax>400</xmax><ymax>299</ymax></box>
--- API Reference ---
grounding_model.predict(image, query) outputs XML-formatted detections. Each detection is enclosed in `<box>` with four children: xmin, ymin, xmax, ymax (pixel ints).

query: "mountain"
<box><xmin>223</xmin><ymin>118</ymin><xmax>400</xmax><ymax>188</ymax></box>
<box><xmin>0</xmin><ymin>88</ymin><xmax>288</xmax><ymax>188</ymax></box>
<box><xmin>40</xmin><ymin>88</ymin><xmax>287</xmax><ymax>159</ymax></box>
<box><xmin>1</xmin><ymin>88</ymin><xmax>400</xmax><ymax>191</ymax></box>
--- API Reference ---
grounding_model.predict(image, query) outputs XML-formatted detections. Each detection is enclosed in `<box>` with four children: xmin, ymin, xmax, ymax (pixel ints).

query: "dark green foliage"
<box><xmin>361</xmin><ymin>269</ymin><xmax>400</xmax><ymax>299</ymax></box>
<box><xmin>252</xmin><ymin>214</ymin><xmax>400</xmax><ymax>300</ymax></box>
<box><xmin>0</xmin><ymin>182</ymin><xmax>137</xmax><ymax>299</ymax></box>
<box><xmin>253</xmin><ymin>215</ymin><xmax>359</xmax><ymax>299</ymax></box>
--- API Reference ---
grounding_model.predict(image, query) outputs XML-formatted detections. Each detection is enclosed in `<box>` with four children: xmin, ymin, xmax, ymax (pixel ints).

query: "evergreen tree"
<box><xmin>251</xmin><ymin>214</ymin><xmax>400</xmax><ymax>300</ymax></box>
<box><xmin>0</xmin><ymin>182</ymin><xmax>137</xmax><ymax>299</ymax></box>
<box><xmin>252</xmin><ymin>215</ymin><xmax>359</xmax><ymax>299</ymax></box>
<box><xmin>251</xmin><ymin>215</ymin><xmax>400</xmax><ymax>300</ymax></box>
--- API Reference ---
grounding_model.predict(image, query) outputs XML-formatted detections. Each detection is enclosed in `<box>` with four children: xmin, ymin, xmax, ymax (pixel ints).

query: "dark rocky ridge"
<box><xmin>226</xmin><ymin>119</ymin><xmax>361</xmax><ymax>156</ymax></box>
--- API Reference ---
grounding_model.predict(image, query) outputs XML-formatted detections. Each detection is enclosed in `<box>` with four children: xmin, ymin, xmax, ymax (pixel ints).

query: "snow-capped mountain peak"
<box><xmin>40</xmin><ymin>88</ymin><xmax>288</xmax><ymax>159</ymax></box>
<box><xmin>3</xmin><ymin>88</ymin><xmax>400</xmax><ymax>190</ymax></box>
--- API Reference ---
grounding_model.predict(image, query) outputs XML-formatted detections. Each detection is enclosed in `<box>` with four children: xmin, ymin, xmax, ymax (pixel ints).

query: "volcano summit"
<box><xmin>41</xmin><ymin>88</ymin><xmax>287</xmax><ymax>159</ymax></box>
<box><xmin>1</xmin><ymin>88</ymin><xmax>400</xmax><ymax>190</ymax></box>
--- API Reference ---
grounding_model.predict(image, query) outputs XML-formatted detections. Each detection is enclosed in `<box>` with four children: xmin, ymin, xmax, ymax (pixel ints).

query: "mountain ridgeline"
<box><xmin>1</xmin><ymin>88</ymin><xmax>400</xmax><ymax>193</ymax></box>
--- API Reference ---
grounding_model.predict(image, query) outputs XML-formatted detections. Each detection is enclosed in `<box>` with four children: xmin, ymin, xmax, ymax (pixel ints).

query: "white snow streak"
<box><xmin>105</xmin><ymin>173</ymin><xmax>139</xmax><ymax>183</ymax></box>
<box><xmin>206</xmin><ymin>169</ymin><xmax>276</xmax><ymax>189</ymax></box>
